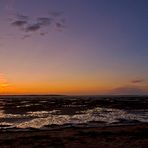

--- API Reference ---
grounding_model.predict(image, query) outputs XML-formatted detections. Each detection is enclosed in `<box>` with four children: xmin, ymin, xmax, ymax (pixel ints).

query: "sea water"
<box><xmin>0</xmin><ymin>95</ymin><xmax>148</xmax><ymax>130</ymax></box>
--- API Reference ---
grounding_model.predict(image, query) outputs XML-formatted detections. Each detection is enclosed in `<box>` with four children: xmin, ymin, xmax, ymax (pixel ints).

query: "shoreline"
<box><xmin>0</xmin><ymin>123</ymin><xmax>148</xmax><ymax>148</ymax></box>
<box><xmin>0</xmin><ymin>122</ymin><xmax>145</xmax><ymax>132</ymax></box>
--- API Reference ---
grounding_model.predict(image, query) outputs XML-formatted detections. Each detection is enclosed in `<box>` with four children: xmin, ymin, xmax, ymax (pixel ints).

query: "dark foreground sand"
<box><xmin>0</xmin><ymin>123</ymin><xmax>148</xmax><ymax>148</ymax></box>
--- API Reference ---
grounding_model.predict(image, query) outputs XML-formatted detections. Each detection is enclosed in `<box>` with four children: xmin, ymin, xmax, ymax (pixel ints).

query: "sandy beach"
<box><xmin>0</xmin><ymin>123</ymin><xmax>148</xmax><ymax>148</ymax></box>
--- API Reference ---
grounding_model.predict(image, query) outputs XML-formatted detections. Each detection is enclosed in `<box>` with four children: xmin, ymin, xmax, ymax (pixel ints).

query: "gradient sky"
<box><xmin>0</xmin><ymin>0</ymin><xmax>148</xmax><ymax>95</ymax></box>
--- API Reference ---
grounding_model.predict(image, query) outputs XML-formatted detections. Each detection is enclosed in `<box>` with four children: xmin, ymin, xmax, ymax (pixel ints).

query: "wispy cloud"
<box><xmin>25</xmin><ymin>24</ymin><xmax>41</xmax><ymax>32</ymax></box>
<box><xmin>109</xmin><ymin>86</ymin><xmax>147</xmax><ymax>95</ymax></box>
<box><xmin>0</xmin><ymin>73</ymin><xmax>10</xmax><ymax>89</ymax></box>
<box><xmin>55</xmin><ymin>22</ymin><xmax>66</xmax><ymax>30</ymax></box>
<box><xmin>0</xmin><ymin>73</ymin><xmax>5</xmax><ymax>80</ymax></box>
<box><xmin>24</xmin><ymin>17</ymin><xmax>52</xmax><ymax>32</ymax></box>
<box><xmin>21</xmin><ymin>34</ymin><xmax>31</xmax><ymax>40</ymax></box>
<box><xmin>131</xmin><ymin>79</ymin><xmax>144</xmax><ymax>84</ymax></box>
<box><xmin>17</xmin><ymin>14</ymin><xmax>29</xmax><ymax>20</ymax></box>
<box><xmin>12</xmin><ymin>20</ymin><xmax>27</xmax><ymax>27</ymax></box>
<box><xmin>10</xmin><ymin>11</ymin><xmax>66</xmax><ymax>38</ymax></box>
<box><xmin>37</xmin><ymin>17</ymin><xmax>52</xmax><ymax>26</ymax></box>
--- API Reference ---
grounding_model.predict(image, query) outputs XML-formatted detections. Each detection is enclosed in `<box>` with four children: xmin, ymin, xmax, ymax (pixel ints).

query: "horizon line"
<box><xmin>0</xmin><ymin>94</ymin><xmax>148</xmax><ymax>96</ymax></box>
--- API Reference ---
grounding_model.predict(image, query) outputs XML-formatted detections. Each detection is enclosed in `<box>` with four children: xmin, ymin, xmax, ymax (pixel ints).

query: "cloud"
<box><xmin>12</xmin><ymin>20</ymin><xmax>27</xmax><ymax>27</ymax></box>
<box><xmin>40</xmin><ymin>32</ymin><xmax>48</xmax><ymax>36</ymax></box>
<box><xmin>131</xmin><ymin>79</ymin><xmax>144</xmax><ymax>84</ymax></box>
<box><xmin>17</xmin><ymin>14</ymin><xmax>29</xmax><ymax>20</ymax></box>
<box><xmin>0</xmin><ymin>74</ymin><xmax>7</xmax><ymax>83</ymax></box>
<box><xmin>25</xmin><ymin>24</ymin><xmax>41</xmax><ymax>32</ymax></box>
<box><xmin>37</xmin><ymin>17</ymin><xmax>52</xmax><ymax>26</ymax></box>
<box><xmin>110</xmin><ymin>86</ymin><xmax>147</xmax><ymax>95</ymax></box>
<box><xmin>21</xmin><ymin>34</ymin><xmax>31</xmax><ymax>40</ymax></box>
<box><xmin>55</xmin><ymin>22</ymin><xmax>66</xmax><ymax>30</ymax></box>
<box><xmin>0</xmin><ymin>73</ymin><xmax>10</xmax><ymax>89</ymax></box>
<box><xmin>11</xmin><ymin>13</ymin><xmax>28</xmax><ymax>29</ymax></box>
<box><xmin>9</xmin><ymin>11</ymin><xmax>66</xmax><ymax>38</ymax></box>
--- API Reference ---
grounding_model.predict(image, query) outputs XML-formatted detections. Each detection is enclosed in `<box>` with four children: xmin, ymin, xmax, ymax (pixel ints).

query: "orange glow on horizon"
<box><xmin>0</xmin><ymin>73</ymin><xmax>147</xmax><ymax>95</ymax></box>
<box><xmin>0</xmin><ymin>80</ymin><xmax>111</xmax><ymax>95</ymax></box>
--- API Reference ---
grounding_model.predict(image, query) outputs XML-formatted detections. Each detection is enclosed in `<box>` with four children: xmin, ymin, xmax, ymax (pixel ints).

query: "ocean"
<box><xmin>0</xmin><ymin>95</ymin><xmax>148</xmax><ymax>130</ymax></box>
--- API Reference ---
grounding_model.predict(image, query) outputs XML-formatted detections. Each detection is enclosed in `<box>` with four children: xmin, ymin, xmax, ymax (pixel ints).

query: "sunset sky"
<box><xmin>0</xmin><ymin>0</ymin><xmax>148</xmax><ymax>95</ymax></box>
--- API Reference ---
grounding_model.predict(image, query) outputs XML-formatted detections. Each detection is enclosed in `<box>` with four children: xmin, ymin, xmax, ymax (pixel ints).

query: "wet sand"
<box><xmin>0</xmin><ymin>123</ymin><xmax>148</xmax><ymax>148</ymax></box>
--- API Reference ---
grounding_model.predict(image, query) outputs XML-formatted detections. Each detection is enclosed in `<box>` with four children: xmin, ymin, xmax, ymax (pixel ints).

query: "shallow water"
<box><xmin>0</xmin><ymin>95</ymin><xmax>148</xmax><ymax>129</ymax></box>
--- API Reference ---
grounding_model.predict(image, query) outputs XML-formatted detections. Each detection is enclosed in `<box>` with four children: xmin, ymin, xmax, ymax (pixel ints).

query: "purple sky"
<box><xmin>0</xmin><ymin>0</ymin><xmax>148</xmax><ymax>95</ymax></box>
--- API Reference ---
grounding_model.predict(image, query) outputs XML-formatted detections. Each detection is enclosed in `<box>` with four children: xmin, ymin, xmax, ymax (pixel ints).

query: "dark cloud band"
<box><xmin>10</xmin><ymin>11</ymin><xmax>66</xmax><ymax>38</ymax></box>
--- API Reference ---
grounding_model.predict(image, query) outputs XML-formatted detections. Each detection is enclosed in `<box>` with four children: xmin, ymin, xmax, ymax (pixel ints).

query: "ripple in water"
<box><xmin>0</xmin><ymin>107</ymin><xmax>148</xmax><ymax>129</ymax></box>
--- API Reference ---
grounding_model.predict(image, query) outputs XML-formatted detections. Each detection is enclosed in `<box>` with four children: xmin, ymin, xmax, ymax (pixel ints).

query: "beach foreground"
<box><xmin>0</xmin><ymin>123</ymin><xmax>148</xmax><ymax>148</ymax></box>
